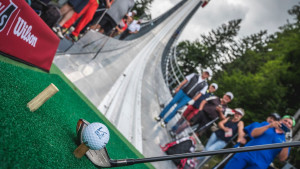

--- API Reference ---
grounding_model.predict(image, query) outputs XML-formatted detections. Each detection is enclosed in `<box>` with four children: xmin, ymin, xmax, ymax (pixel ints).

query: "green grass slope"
<box><xmin>0</xmin><ymin>55</ymin><xmax>154</xmax><ymax>169</ymax></box>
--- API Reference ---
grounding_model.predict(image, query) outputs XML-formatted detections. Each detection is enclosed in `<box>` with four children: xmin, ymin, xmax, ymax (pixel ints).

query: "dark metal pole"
<box><xmin>113</xmin><ymin>141</ymin><xmax>300</xmax><ymax>166</ymax></box>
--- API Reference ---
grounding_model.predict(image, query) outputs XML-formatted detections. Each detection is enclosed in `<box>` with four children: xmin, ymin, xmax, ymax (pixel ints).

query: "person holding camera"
<box><xmin>224</xmin><ymin>115</ymin><xmax>296</xmax><ymax>169</ymax></box>
<box><xmin>243</xmin><ymin>112</ymin><xmax>281</xmax><ymax>140</ymax></box>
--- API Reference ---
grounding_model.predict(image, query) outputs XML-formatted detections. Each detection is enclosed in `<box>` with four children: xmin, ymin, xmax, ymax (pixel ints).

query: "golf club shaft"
<box><xmin>111</xmin><ymin>141</ymin><xmax>300</xmax><ymax>166</ymax></box>
<box><xmin>214</xmin><ymin>143</ymin><xmax>241</xmax><ymax>169</ymax></box>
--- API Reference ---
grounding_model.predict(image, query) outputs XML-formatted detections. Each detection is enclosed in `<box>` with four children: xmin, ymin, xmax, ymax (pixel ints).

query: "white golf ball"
<box><xmin>82</xmin><ymin>122</ymin><xmax>110</xmax><ymax>150</ymax></box>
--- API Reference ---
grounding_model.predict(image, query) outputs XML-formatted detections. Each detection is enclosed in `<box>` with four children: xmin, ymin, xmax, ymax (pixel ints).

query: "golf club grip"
<box><xmin>113</xmin><ymin>141</ymin><xmax>300</xmax><ymax>166</ymax></box>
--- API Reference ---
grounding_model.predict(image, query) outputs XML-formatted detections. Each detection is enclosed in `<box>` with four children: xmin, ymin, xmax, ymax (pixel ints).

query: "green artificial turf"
<box><xmin>0</xmin><ymin>55</ymin><xmax>154</xmax><ymax>169</ymax></box>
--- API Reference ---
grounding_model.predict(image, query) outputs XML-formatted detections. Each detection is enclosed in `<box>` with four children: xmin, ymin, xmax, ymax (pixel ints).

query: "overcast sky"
<box><xmin>149</xmin><ymin>0</ymin><xmax>298</xmax><ymax>42</ymax></box>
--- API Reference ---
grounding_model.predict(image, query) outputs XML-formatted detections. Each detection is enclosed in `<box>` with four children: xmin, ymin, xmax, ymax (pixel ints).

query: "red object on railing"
<box><xmin>201</xmin><ymin>0</ymin><xmax>210</xmax><ymax>8</ymax></box>
<box><xmin>0</xmin><ymin>0</ymin><xmax>59</xmax><ymax>71</ymax></box>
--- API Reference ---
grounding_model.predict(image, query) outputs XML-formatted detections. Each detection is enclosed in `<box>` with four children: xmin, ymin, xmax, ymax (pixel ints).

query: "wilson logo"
<box><xmin>13</xmin><ymin>17</ymin><xmax>38</xmax><ymax>47</ymax></box>
<box><xmin>0</xmin><ymin>1</ymin><xmax>17</xmax><ymax>32</ymax></box>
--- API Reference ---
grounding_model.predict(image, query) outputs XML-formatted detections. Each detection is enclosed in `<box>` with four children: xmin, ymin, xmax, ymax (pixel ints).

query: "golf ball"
<box><xmin>82</xmin><ymin>122</ymin><xmax>110</xmax><ymax>150</ymax></box>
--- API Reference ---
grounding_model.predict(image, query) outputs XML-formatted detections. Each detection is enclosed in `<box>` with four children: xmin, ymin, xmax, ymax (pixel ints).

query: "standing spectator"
<box><xmin>111</xmin><ymin>10</ymin><xmax>136</xmax><ymax>36</ymax></box>
<box><xmin>125</xmin><ymin>10</ymin><xmax>137</xmax><ymax>24</ymax></box>
<box><xmin>175</xmin><ymin>92</ymin><xmax>234</xmax><ymax>135</ymax></box>
<box><xmin>170</xmin><ymin>83</ymin><xmax>218</xmax><ymax>135</ymax></box>
<box><xmin>83</xmin><ymin>0</ymin><xmax>114</xmax><ymax>32</ymax></box>
<box><xmin>224</xmin><ymin>115</ymin><xmax>295</xmax><ymax>169</ymax></box>
<box><xmin>52</xmin><ymin>0</ymin><xmax>89</xmax><ymax>37</ymax></box>
<box><xmin>155</xmin><ymin>69</ymin><xmax>212</xmax><ymax>128</ymax></box>
<box><xmin>59</xmin><ymin>0</ymin><xmax>99</xmax><ymax>41</ymax></box>
<box><xmin>90</xmin><ymin>0</ymin><xmax>135</xmax><ymax>35</ymax></box>
<box><xmin>110</xmin><ymin>18</ymin><xmax>128</xmax><ymax>37</ymax></box>
<box><xmin>195</xmin><ymin>108</ymin><xmax>246</xmax><ymax>163</ymax></box>
<box><xmin>119</xmin><ymin>19</ymin><xmax>141</xmax><ymax>40</ymax></box>
<box><xmin>127</xmin><ymin>10</ymin><xmax>137</xmax><ymax>18</ymax></box>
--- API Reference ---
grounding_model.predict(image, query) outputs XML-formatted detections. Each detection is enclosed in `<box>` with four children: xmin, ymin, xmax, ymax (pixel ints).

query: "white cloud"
<box><xmin>150</xmin><ymin>0</ymin><xmax>297</xmax><ymax>42</ymax></box>
<box><xmin>149</xmin><ymin>0</ymin><xmax>181</xmax><ymax>19</ymax></box>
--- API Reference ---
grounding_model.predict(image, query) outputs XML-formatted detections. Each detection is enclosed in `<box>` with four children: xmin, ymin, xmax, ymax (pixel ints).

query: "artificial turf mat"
<box><xmin>0</xmin><ymin>55</ymin><xmax>154</xmax><ymax>169</ymax></box>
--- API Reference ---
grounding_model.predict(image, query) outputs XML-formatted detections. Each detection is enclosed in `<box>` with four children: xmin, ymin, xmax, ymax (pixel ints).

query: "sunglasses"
<box><xmin>235</xmin><ymin>112</ymin><xmax>242</xmax><ymax>116</ymax></box>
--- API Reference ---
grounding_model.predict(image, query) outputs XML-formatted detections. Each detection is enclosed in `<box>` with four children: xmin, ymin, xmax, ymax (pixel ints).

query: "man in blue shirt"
<box><xmin>244</xmin><ymin>113</ymin><xmax>281</xmax><ymax>140</ymax></box>
<box><xmin>224</xmin><ymin>115</ymin><xmax>295</xmax><ymax>169</ymax></box>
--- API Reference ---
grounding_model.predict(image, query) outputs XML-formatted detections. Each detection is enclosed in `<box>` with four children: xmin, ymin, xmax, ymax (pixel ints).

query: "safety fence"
<box><xmin>161</xmin><ymin>0</ymin><xmax>204</xmax><ymax>92</ymax></box>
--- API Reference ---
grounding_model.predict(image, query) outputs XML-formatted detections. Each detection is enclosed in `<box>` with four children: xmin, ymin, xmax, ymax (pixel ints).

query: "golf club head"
<box><xmin>76</xmin><ymin>119</ymin><xmax>113</xmax><ymax>167</ymax></box>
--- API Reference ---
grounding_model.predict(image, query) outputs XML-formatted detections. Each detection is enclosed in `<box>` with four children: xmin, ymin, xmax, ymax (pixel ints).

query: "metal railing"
<box><xmin>161</xmin><ymin>0</ymin><xmax>204</xmax><ymax>92</ymax></box>
<box><xmin>164</xmin><ymin>46</ymin><xmax>185</xmax><ymax>91</ymax></box>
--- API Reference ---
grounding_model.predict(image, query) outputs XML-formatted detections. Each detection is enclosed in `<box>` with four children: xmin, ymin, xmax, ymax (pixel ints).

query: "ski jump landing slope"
<box><xmin>54</xmin><ymin>0</ymin><xmax>202</xmax><ymax>164</ymax></box>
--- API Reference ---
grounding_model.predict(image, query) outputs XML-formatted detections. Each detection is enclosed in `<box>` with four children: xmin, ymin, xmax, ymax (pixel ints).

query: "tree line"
<box><xmin>176</xmin><ymin>3</ymin><xmax>300</xmax><ymax>125</ymax></box>
<box><xmin>175</xmin><ymin>3</ymin><xmax>300</xmax><ymax>167</ymax></box>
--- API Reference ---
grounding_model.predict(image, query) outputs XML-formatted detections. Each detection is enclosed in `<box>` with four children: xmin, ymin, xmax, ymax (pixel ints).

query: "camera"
<box><xmin>279</xmin><ymin>123</ymin><xmax>290</xmax><ymax>133</ymax></box>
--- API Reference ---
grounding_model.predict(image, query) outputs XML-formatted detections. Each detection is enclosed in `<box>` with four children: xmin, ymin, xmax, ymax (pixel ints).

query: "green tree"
<box><xmin>223</xmin><ymin>30</ymin><xmax>271</xmax><ymax>73</ymax></box>
<box><xmin>189</xmin><ymin>2</ymin><xmax>300</xmax><ymax>168</ymax></box>
<box><xmin>200</xmin><ymin>19</ymin><xmax>242</xmax><ymax>69</ymax></box>
<box><xmin>211</xmin><ymin>2</ymin><xmax>300</xmax><ymax>118</ymax></box>
<box><xmin>213</xmin><ymin>25</ymin><xmax>300</xmax><ymax>123</ymax></box>
<box><xmin>132</xmin><ymin>0</ymin><xmax>153</xmax><ymax>20</ymax></box>
<box><xmin>176</xmin><ymin>19</ymin><xmax>242</xmax><ymax>74</ymax></box>
<box><xmin>175</xmin><ymin>40</ymin><xmax>208</xmax><ymax>76</ymax></box>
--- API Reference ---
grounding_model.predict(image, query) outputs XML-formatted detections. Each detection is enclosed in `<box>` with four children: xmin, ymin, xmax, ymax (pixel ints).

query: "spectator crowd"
<box><xmin>156</xmin><ymin>69</ymin><xmax>296</xmax><ymax>169</ymax></box>
<box><xmin>29</xmin><ymin>0</ymin><xmax>141</xmax><ymax>41</ymax></box>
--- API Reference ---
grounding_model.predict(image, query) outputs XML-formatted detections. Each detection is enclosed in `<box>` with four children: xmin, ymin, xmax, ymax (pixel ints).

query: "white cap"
<box><xmin>132</xmin><ymin>10</ymin><xmax>137</xmax><ymax>14</ymax></box>
<box><xmin>203</xmin><ymin>68</ymin><xmax>213</xmax><ymax>76</ymax></box>
<box><xmin>224</xmin><ymin>108</ymin><xmax>235</xmax><ymax>116</ymax></box>
<box><xmin>234</xmin><ymin>108</ymin><xmax>244</xmax><ymax>116</ymax></box>
<box><xmin>211</xmin><ymin>83</ymin><xmax>218</xmax><ymax>90</ymax></box>
<box><xmin>225</xmin><ymin>92</ymin><xmax>234</xmax><ymax>100</ymax></box>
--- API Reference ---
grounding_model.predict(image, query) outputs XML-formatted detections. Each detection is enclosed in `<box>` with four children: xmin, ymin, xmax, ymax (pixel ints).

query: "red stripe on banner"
<box><xmin>6</xmin><ymin>9</ymin><xmax>19</xmax><ymax>36</ymax></box>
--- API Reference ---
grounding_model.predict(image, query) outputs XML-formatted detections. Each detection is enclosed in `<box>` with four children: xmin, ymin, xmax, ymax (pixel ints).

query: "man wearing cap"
<box><xmin>266</xmin><ymin>113</ymin><xmax>281</xmax><ymax>123</ymax></box>
<box><xmin>155</xmin><ymin>69</ymin><xmax>212</xmax><ymax>127</ymax></box>
<box><xmin>129</xmin><ymin>10</ymin><xmax>137</xmax><ymax>16</ymax></box>
<box><xmin>126</xmin><ymin>10</ymin><xmax>137</xmax><ymax>22</ymax></box>
<box><xmin>170</xmin><ymin>83</ymin><xmax>218</xmax><ymax>135</ymax></box>
<box><xmin>175</xmin><ymin>92</ymin><xmax>234</xmax><ymax>135</ymax></box>
<box><xmin>194</xmin><ymin>108</ymin><xmax>246</xmax><ymax>163</ymax></box>
<box><xmin>119</xmin><ymin>19</ymin><xmax>142</xmax><ymax>40</ymax></box>
<box><xmin>224</xmin><ymin>115</ymin><xmax>295</xmax><ymax>169</ymax></box>
<box><xmin>90</xmin><ymin>0</ymin><xmax>135</xmax><ymax>34</ymax></box>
